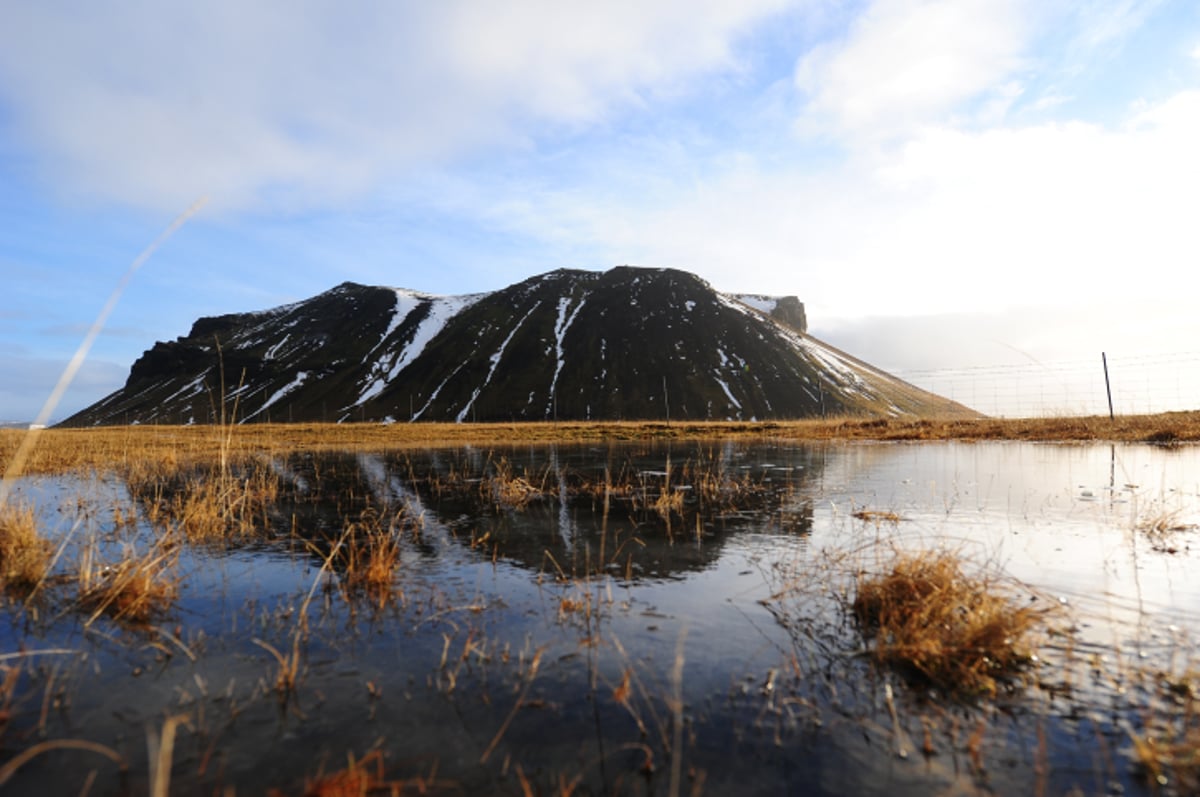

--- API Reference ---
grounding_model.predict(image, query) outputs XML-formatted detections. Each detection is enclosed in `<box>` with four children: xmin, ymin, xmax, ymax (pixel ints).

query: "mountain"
<box><xmin>60</xmin><ymin>266</ymin><xmax>976</xmax><ymax>426</ymax></box>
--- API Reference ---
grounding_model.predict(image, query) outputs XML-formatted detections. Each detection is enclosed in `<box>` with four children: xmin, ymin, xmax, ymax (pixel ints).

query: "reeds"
<box><xmin>76</xmin><ymin>539</ymin><xmax>179</xmax><ymax>625</ymax></box>
<box><xmin>482</xmin><ymin>456</ymin><xmax>545</xmax><ymax>510</ymax></box>
<box><xmin>123</xmin><ymin>457</ymin><xmax>281</xmax><ymax>542</ymax></box>
<box><xmin>337</xmin><ymin>513</ymin><xmax>403</xmax><ymax>606</ymax></box>
<box><xmin>0</xmin><ymin>504</ymin><xmax>51</xmax><ymax>594</ymax></box>
<box><xmin>1129</xmin><ymin>667</ymin><xmax>1200</xmax><ymax>792</ymax></box>
<box><xmin>852</xmin><ymin>551</ymin><xmax>1046</xmax><ymax>697</ymax></box>
<box><xmin>1136</xmin><ymin>506</ymin><xmax>1196</xmax><ymax>554</ymax></box>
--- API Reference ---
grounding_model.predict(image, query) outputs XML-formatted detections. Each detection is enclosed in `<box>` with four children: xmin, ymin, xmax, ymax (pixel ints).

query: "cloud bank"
<box><xmin>0</xmin><ymin>0</ymin><xmax>789</xmax><ymax>211</ymax></box>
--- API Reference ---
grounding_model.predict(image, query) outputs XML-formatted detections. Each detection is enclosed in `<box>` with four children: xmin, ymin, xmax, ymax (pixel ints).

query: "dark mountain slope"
<box><xmin>61</xmin><ymin>266</ymin><xmax>976</xmax><ymax>426</ymax></box>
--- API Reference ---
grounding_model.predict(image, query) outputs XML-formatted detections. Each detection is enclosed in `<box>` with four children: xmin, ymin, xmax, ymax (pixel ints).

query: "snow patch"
<box><xmin>456</xmin><ymin>302</ymin><xmax>540</xmax><ymax>422</ymax></box>
<box><xmin>264</xmin><ymin>334</ymin><xmax>291</xmax><ymax>361</ymax></box>
<box><xmin>413</xmin><ymin>364</ymin><xmax>464</xmax><ymax>421</ymax></box>
<box><xmin>547</xmin><ymin>293</ymin><xmax>588</xmax><ymax>415</ymax></box>
<box><xmin>714</xmin><ymin>375</ymin><xmax>742</xmax><ymax>411</ymax></box>
<box><xmin>729</xmin><ymin>294</ymin><xmax>778</xmax><ymax>315</ymax></box>
<box><xmin>242</xmin><ymin>371</ymin><xmax>309</xmax><ymax>422</ymax></box>
<box><xmin>354</xmin><ymin>291</ymin><xmax>485</xmax><ymax>407</ymax></box>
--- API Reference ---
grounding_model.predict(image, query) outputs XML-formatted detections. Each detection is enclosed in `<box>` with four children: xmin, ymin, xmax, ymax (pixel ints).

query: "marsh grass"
<box><xmin>482</xmin><ymin>456</ymin><xmax>546</xmax><ymax>510</ymax></box>
<box><xmin>336</xmin><ymin>512</ymin><xmax>404</xmax><ymax>607</ymax></box>
<box><xmin>852</xmin><ymin>509</ymin><xmax>902</xmax><ymax>524</ymax></box>
<box><xmin>0</xmin><ymin>504</ymin><xmax>51</xmax><ymax>595</ymax></box>
<box><xmin>852</xmin><ymin>551</ymin><xmax>1047</xmax><ymax>697</ymax></box>
<box><xmin>278</xmin><ymin>749</ymin><xmax>452</xmax><ymax>797</ymax></box>
<box><xmin>1129</xmin><ymin>666</ymin><xmax>1200</xmax><ymax>792</ymax></box>
<box><xmin>1135</xmin><ymin>505</ymin><xmax>1196</xmax><ymax>554</ymax></box>
<box><xmin>76</xmin><ymin>538</ymin><xmax>179</xmax><ymax>625</ymax></box>
<box><xmin>12</xmin><ymin>410</ymin><xmax>1200</xmax><ymax>480</ymax></box>
<box><xmin>123</xmin><ymin>457</ymin><xmax>282</xmax><ymax>543</ymax></box>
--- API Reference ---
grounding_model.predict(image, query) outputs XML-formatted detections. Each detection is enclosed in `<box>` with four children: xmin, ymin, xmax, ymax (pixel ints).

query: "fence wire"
<box><xmin>892</xmin><ymin>351</ymin><xmax>1200</xmax><ymax>418</ymax></box>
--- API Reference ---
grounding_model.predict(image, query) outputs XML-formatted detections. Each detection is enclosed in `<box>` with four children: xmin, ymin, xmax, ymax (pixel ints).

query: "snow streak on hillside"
<box><xmin>352</xmin><ymin>290</ymin><xmax>485</xmax><ymax>409</ymax></box>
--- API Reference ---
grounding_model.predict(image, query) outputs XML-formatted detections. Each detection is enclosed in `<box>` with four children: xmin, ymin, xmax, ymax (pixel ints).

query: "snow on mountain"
<box><xmin>61</xmin><ymin>267</ymin><xmax>974</xmax><ymax>426</ymax></box>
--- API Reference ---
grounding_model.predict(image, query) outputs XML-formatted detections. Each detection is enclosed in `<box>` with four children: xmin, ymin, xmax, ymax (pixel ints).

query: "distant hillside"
<box><xmin>61</xmin><ymin>266</ymin><xmax>977</xmax><ymax>426</ymax></box>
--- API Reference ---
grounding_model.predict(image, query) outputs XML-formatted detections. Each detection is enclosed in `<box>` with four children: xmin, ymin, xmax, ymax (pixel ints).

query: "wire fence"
<box><xmin>892</xmin><ymin>351</ymin><xmax>1200</xmax><ymax>419</ymax></box>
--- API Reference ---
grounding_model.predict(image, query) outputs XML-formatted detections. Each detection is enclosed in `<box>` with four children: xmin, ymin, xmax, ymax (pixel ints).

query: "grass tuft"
<box><xmin>1136</xmin><ymin>506</ymin><xmax>1195</xmax><ymax>554</ymax></box>
<box><xmin>337</xmin><ymin>514</ymin><xmax>403</xmax><ymax>607</ymax></box>
<box><xmin>1129</xmin><ymin>668</ymin><xmax>1200</xmax><ymax>792</ymax></box>
<box><xmin>279</xmin><ymin>750</ymin><xmax>405</xmax><ymax>797</ymax></box>
<box><xmin>76</xmin><ymin>540</ymin><xmax>179</xmax><ymax>625</ymax></box>
<box><xmin>852</xmin><ymin>551</ymin><xmax>1045</xmax><ymax>697</ymax></box>
<box><xmin>0</xmin><ymin>503</ymin><xmax>51</xmax><ymax>594</ymax></box>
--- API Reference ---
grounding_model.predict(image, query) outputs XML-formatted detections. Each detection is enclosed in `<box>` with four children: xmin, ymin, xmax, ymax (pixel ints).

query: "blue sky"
<box><xmin>3</xmin><ymin>0</ymin><xmax>1199</xmax><ymax>421</ymax></box>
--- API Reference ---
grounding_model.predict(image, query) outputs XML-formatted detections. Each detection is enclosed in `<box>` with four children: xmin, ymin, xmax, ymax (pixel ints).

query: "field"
<box><xmin>1</xmin><ymin>416</ymin><xmax>1198</xmax><ymax>795</ymax></box>
<box><xmin>7</xmin><ymin>411</ymin><xmax>1200</xmax><ymax>478</ymax></box>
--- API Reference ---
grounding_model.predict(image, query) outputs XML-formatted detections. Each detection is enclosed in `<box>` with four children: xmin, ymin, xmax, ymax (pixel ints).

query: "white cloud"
<box><xmin>794</xmin><ymin>0</ymin><xmax>1033</xmax><ymax>140</ymax></box>
<box><xmin>0</xmin><ymin>0</ymin><xmax>790</xmax><ymax>212</ymax></box>
<box><xmin>463</xmin><ymin>83</ymin><xmax>1200</xmax><ymax>356</ymax></box>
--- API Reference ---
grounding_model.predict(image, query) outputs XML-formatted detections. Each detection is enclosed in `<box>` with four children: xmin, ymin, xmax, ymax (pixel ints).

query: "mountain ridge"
<box><xmin>61</xmin><ymin>266</ymin><xmax>977</xmax><ymax>426</ymax></box>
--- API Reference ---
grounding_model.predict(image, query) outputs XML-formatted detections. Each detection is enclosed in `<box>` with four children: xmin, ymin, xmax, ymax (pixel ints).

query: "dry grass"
<box><xmin>7</xmin><ymin>410</ymin><xmax>1200</xmax><ymax>478</ymax></box>
<box><xmin>0</xmin><ymin>504</ymin><xmax>51</xmax><ymax>594</ymax></box>
<box><xmin>1129</xmin><ymin>667</ymin><xmax>1200</xmax><ymax>792</ymax></box>
<box><xmin>122</xmin><ymin>457</ymin><xmax>281</xmax><ymax>542</ymax></box>
<box><xmin>271</xmin><ymin>750</ymin><xmax>434</xmax><ymax>797</ymax></box>
<box><xmin>482</xmin><ymin>456</ymin><xmax>545</xmax><ymax>510</ymax></box>
<box><xmin>852</xmin><ymin>551</ymin><xmax>1047</xmax><ymax>697</ymax></box>
<box><xmin>76</xmin><ymin>539</ymin><xmax>179</xmax><ymax>625</ymax></box>
<box><xmin>1136</xmin><ymin>507</ymin><xmax>1196</xmax><ymax>554</ymax></box>
<box><xmin>651</xmin><ymin>487</ymin><xmax>684</xmax><ymax>521</ymax></box>
<box><xmin>852</xmin><ymin>509</ymin><xmax>902</xmax><ymax>523</ymax></box>
<box><xmin>337</xmin><ymin>514</ymin><xmax>403</xmax><ymax>606</ymax></box>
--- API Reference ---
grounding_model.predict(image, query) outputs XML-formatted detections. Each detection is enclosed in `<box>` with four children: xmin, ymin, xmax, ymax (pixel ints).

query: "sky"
<box><xmin>3</xmin><ymin>0</ymin><xmax>1199</xmax><ymax>422</ymax></box>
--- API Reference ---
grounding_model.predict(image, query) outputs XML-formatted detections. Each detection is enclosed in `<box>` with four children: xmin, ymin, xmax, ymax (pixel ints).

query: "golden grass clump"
<box><xmin>76</xmin><ymin>541</ymin><xmax>179</xmax><ymax>624</ymax></box>
<box><xmin>337</xmin><ymin>519</ymin><xmax>402</xmax><ymax>606</ymax></box>
<box><xmin>123</xmin><ymin>458</ymin><xmax>281</xmax><ymax>542</ymax></box>
<box><xmin>0</xmin><ymin>503</ymin><xmax>51</xmax><ymax>593</ymax></box>
<box><xmin>1136</xmin><ymin>507</ymin><xmax>1196</xmax><ymax>554</ymax></box>
<box><xmin>269</xmin><ymin>750</ymin><xmax>402</xmax><ymax>797</ymax></box>
<box><xmin>652</xmin><ymin>485</ymin><xmax>685</xmax><ymax>520</ymax></box>
<box><xmin>1131</xmin><ymin>725</ymin><xmax>1200</xmax><ymax>793</ymax></box>
<box><xmin>482</xmin><ymin>457</ymin><xmax>545</xmax><ymax>510</ymax></box>
<box><xmin>1130</xmin><ymin>668</ymin><xmax>1200</xmax><ymax>792</ymax></box>
<box><xmin>852</xmin><ymin>551</ymin><xmax>1044</xmax><ymax>697</ymax></box>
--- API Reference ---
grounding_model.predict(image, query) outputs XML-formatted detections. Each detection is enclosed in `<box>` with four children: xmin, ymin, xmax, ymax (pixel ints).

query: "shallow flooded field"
<box><xmin>2</xmin><ymin>440</ymin><xmax>1198</xmax><ymax>795</ymax></box>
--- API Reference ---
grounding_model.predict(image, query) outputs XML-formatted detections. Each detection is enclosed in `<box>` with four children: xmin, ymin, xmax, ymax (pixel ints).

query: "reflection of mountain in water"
<box><xmin>265</xmin><ymin>442</ymin><xmax>825</xmax><ymax>582</ymax></box>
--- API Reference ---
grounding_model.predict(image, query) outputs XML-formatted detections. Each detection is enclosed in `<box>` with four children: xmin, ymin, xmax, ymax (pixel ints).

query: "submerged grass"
<box><xmin>1129</xmin><ymin>666</ymin><xmax>1200</xmax><ymax>793</ymax></box>
<box><xmin>76</xmin><ymin>538</ymin><xmax>179</xmax><ymax>625</ymax></box>
<box><xmin>852</xmin><ymin>551</ymin><xmax>1047</xmax><ymax>698</ymax></box>
<box><xmin>124</xmin><ymin>457</ymin><xmax>282</xmax><ymax>542</ymax></box>
<box><xmin>336</xmin><ymin>512</ymin><xmax>405</xmax><ymax>607</ymax></box>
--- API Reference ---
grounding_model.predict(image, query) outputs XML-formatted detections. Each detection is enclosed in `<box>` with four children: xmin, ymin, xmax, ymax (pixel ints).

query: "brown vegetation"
<box><xmin>1129</xmin><ymin>667</ymin><xmax>1200</xmax><ymax>792</ymax></box>
<box><xmin>852</xmin><ymin>551</ymin><xmax>1047</xmax><ymax>697</ymax></box>
<box><xmin>0</xmin><ymin>504</ymin><xmax>51</xmax><ymax>594</ymax></box>
<box><xmin>336</xmin><ymin>512</ymin><xmax>405</xmax><ymax>606</ymax></box>
<box><xmin>5</xmin><ymin>411</ymin><xmax>1200</xmax><ymax>478</ymax></box>
<box><xmin>76</xmin><ymin>539</ymin><xmax>179</xmax><ymax>624</ymax></box>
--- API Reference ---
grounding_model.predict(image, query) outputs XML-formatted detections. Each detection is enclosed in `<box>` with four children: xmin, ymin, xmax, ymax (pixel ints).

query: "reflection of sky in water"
<box><xmin>2</xmin><ymin>441</ymin><xmax>1199</xmax><ymax>795</ymax></box>
<box><xmin>807</xmin><ymin>442</ymin><xmax>1200</xmax><ymax>642</ymax></box>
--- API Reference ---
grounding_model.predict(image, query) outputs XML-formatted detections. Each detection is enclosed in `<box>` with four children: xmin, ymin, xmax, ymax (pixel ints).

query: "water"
<box><xmin>2</xmin><ymin>440</ymin><xmax>1198</xmax><ymax>795</ymax></box>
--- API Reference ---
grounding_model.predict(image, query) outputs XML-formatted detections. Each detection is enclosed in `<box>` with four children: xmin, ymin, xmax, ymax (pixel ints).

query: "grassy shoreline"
<box><xmin>3</xmin><ymin>411</ymin><xmax>1199</xmax><ymax>477</ymax></box>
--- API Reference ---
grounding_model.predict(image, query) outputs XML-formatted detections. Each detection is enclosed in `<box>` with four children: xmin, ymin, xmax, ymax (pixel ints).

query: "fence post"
<box><xmin>1102</xmin><ymin>352</ymin><xmax>1114</xmax><ymax>421</ymax></box>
